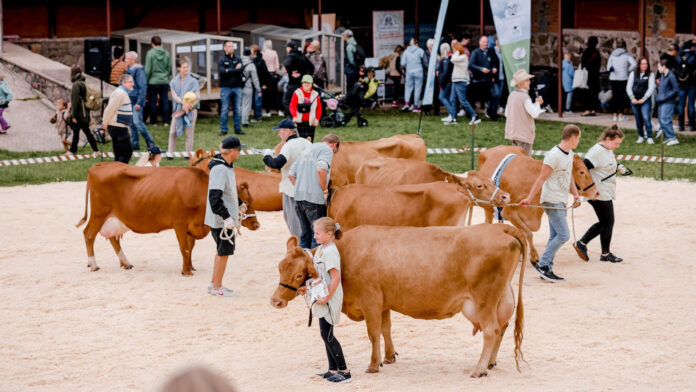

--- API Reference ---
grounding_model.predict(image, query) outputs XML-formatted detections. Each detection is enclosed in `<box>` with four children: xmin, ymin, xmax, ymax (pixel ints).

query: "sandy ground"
<box><xmin>1</xmin><ymin>177</ymin><xmax>695</xmax><ymax>392</ymax></box>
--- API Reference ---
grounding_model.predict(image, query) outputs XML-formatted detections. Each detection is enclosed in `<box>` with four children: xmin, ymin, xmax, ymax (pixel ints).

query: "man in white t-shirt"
<box><xmin>262</xmin><ymin>119</ymin><xmax>312</xmax><ymax>238</ymax></box>
<box><xmin>520</xmin><ymin>124</ymin><xmax>582</xmax><ymax>282</ymax></box>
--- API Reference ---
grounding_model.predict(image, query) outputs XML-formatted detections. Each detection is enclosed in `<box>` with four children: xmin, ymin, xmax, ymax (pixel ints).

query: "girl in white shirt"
<box><xmin>135</xmin><ymin>145</ymin><xmax>162</xmax><ymax>167</ymax></box>
<box><xmin>574</xmin><ymin>125</ymin><xmax>625</xmax><ymax>263</ymax></box>
<box><xmin>298</xmin><ymin>217</ymin><xmax>351</xmax><ymax>383</ymax></box>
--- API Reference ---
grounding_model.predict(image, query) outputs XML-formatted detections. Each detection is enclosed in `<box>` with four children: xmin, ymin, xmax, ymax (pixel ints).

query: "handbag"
<box><xmin>573</xmin><ymin>64</ymin><xmax>589</xmax><ymax>90</ymax></box>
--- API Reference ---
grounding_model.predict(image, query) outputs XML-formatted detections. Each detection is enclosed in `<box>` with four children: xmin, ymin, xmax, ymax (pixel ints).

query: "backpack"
<box><xmin>354</xmin><ymin>45</ymin><xmax>366</xmax><ymax>67</ymax></box>
<box><xmin>676</xmin><ymin>52</ymin><xmax>695</xmax><ymax>83</ymax></box>
<box><xmin>84</xmin><ymin>84</ymin><xmax>102</xmax><ymax>111</ymax></box>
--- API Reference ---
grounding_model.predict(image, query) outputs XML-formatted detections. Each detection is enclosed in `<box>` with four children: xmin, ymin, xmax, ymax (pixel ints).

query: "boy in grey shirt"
<box><xmin>205</xmin><ymin>136</ymin><xmax>245</xmax><ymax>297</ymax></box>
<box><xmin>288</xmin><ymin>133</ymin><xmax>340</xmax><ymax>248</ymax></box>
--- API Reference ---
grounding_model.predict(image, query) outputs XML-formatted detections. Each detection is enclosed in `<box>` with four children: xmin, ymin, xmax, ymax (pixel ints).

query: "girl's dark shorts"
<box><xmin>211</xmin><ymin>228</ymin><xmax>235</xmax><ymax>256</ymax></box>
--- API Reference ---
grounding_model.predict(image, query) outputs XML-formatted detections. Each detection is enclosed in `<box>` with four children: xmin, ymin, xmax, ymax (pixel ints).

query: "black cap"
<box><xmin>286</xmin><ymin>41</ymin><xmax>297</xmax><ymax>50</ymax></box>
<box><xmin>221</xmin><ymin>136</ymin><xmax>246</xmax><ymax>149</ymax></box>
<box><xmin>272</xmin><ymin>118</ymin><xmax>297</xmax><ymax>130</ymax></box>
<box><xmin>147</xmin><ymin>145</ymin><xmax>162</xmax><ymax>155</ymax></box>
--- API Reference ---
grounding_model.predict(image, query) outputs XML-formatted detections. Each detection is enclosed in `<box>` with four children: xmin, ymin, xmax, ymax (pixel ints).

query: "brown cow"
<box><xmin>76</xmin><ymin>162</ymin><xmax>260</xmax><ymax>275</ymax></box>
<box><xmin>190</xmin><ymin>148</ymin><xmax>283</xmax><ymax>211</ymax></box>
<box><xmin>330</xmin><ymin>134</ymin><xmax>427</xmax><ymax>186</ymax></box>
<box><xmin>478</xmin><ymin>145</ymin><xmax>599</xmax><ymax>264</ymax></box>
<box><xmin>328</xmin><ymin>171</ymin><xmax>510</xmax><ymax>230</ymax></box>
<box><xmin>355</xmin><ymin>157</ymin><xmax>458</xmax><ymax>185</ymax></box>
<box><xmin>271</xmin><ymin>224</ymin><xmax>527</xmax><ymax>377</ymax></box>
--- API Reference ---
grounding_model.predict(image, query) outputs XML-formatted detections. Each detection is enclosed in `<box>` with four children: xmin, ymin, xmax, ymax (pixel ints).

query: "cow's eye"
<box><xmin>477</xmin><ymin>184</ymin><xmax>483</xmax><ymax>189</ymax></box>
<box><xmin>296</xmin><ymin>274</ymin><xmax>304</xmax><ymax>280</ymax></box>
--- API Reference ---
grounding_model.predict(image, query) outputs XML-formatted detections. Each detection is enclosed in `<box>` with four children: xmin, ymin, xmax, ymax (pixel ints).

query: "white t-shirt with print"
<box><xmin>278</xmin><ymin>136</ymin><xmax>312</xmax><ymax>197</ymax></box>
<box><xmin>585</xmin><ymin>143</ymin><xmax>617</xmax><ymax>201</ymax></box>
<box><xmin>540</xmin><ymin>146</ymin><xmax>573</xmax><ymax>205</ymax></box>
<box><xmin>311</xmin><ymin>242</ymin><xmax>343</xmax><ymax>325</ymax></box>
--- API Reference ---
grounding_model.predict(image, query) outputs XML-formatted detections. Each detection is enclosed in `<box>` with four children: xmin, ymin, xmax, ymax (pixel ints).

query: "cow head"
<box><xmin>270</xmin><ymin>236</ymin><xmax>318</xmax><ymax>309</ymax></box>
<box><xmin>572</xmin><ymin>155</ymin><xmax>600</xmax><ymax>199</ymax></box>
<box><xmin>237</xmin><ymin>182</ymin><xmax>260</xmax><ymax>231</ymax></box>
<box><xmin>456</xmin><ymin>170</ymin><xmax>511</xmax><ymax>206</ymax></box>
<box><xmin>189</xmin><ymin>148</ymin><xmax>215</xmax><ymax>173</ymax></box>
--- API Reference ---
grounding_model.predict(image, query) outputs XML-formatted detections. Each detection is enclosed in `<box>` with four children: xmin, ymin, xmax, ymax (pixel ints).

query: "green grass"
<box><xmin>1</xmin><ymin>112</ymin><xmax>695</xmax><ymax>187</ymax></box>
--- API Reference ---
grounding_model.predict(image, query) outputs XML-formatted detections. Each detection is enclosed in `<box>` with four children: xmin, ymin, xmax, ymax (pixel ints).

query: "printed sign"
<box><xmin>489</xmin><ymin>0</ymin><xmax>531</xmax><ymax>92</ymax></box>
<box><xmin>372</xmin><ymin>10</ymin><xmax>404</xmax><ymax>59</ymax></box>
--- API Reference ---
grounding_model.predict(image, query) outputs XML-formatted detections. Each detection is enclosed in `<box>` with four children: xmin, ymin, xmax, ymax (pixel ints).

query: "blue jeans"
<box><xmin>130</xmin><ymin>105</ymin><xmax>154</xmax><ymax>150</ymax></box>
<box><xmin>451</xmin><ymin>81</ymin><xmax>477</xmax><ymax>119</ymax></box>
<box><xmin>658</xmin><ymin>100</ymin><xmax>676</xmax><ymax>140</ymax></box>
<box><xmin>630</xmin><ymin>101</ymin><xmax>652</xmax><ymax>138</ymax></box>
<box><xmin>564</xmin><ymin>91</ymin><xmax>573</xmax><ymax>111</ymax></box>
<box><xmin>253</xmin><ymin>88</ymin><xmax>264</xmax><ymax>119</ymax></box>
<box><xmin>677</xmin><ymin>85</ymin><xmax>695</xmax><ymax>129</ymax></box>
<box><xmin>438</xmin><ymin>84</ymin><xmax>456</xmax><ymax>116</ymax></box>
<box><xmin>488</xmin><ymin>79</ymin><xmax>503</xmax><ymax>116</ymax></box>
<box><xmin>295</xmin><ymin>200</ymin><xmax>327</xmax><ymax>249</ymax></box>
<box><xmin>404</xmin><ymin>71</ymin><xmax>423</xmax><ymax>106</ymax></box>
<box><xmin>220</xmin><ymin>87</ymin><xmax>242</xmax><ymax>133</ymax></box>
<box><xmin>538</xmin><ymin>203</ymin><xmax>569</xmax><ymax>270</ymax></box>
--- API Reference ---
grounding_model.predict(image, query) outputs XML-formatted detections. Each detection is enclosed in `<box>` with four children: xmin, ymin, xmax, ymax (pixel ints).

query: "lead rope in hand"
<box><xmin>220</xmin><ymin>203</ymin><xmax>256</xmax><ymax>245</ymax></box>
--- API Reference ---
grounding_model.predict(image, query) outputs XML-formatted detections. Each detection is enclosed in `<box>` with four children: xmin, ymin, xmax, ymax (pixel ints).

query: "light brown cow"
<box><xmin>271</xmin><ymin>224</ymin><xmax>527</xmax><ymax>377</ymax></box>
<box><xmin>190</xmin><ymin>148</ymin><xmax>283</xmax><ymax>211</ymax></box>
<box><xmin>478</xmin><ymin>145</ymin><xmax>599</xmax><ymax>264</ymax></box>
<box><xmin>330</xmin><ymin>134</ymin><xmax>427</xmax><ymax>186</ymax></box>
<box><xmin>328</xmin><ymin>171</ymin><xmax>510</xmax><ymax>230</ymax></box>
<box><xmin>355</xmin><ymin>157</ymin><xmax>458</xmax><ymax>185</ymax></box>
<box><xmin>76</xmin><ymin>162</ymin><xmax>260</xmax><ymax>275</ymax></box>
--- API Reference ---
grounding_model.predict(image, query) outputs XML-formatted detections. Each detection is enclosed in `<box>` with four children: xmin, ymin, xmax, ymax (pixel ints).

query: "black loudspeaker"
<box><xmin>84</xmin><ymin>37</ymin><xmax>111</xmax><ymax>81</ymax></box>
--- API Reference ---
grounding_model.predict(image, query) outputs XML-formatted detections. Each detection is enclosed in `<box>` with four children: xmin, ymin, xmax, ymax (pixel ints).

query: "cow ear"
<box><xmin>208</xmin><ymin>148</ymin><xmax>216</xmax><ymax>157</ymax></box>
<box><xmin>239</xmin><ymin>182</ymin><xmax>249</xmax><ymax>191</ymax></box>
<box><xmin>194</xmin><ymin>148</ymin><xmax>204</xmax><ymax>158</ymax></box>
<box><xmin>286</xmin><ymin>236</ymin><xmax>299</xmax><ymax>252</ymax></box>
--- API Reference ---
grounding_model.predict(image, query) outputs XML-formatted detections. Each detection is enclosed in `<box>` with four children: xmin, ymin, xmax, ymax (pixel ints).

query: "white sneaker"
<box><xmin>655</xmin><ymin>129</ymin><xmax>663</xmax><ymax>139</ymax></box>
<box><xmin>209</xmin><ymin>286</ymin><xmax>236</xmax><ymax>297</ymax></box>
<box><xmin>444</xmin><ymin>118</ymin><xmax>458</xmax><ymax>125</ymax></box>
<box><xmin>277</xmin><ymin>110</ymin><xmax>284</xmax><ymax>117</ymax></box>
<box><xmin>468</xmin><ymin>116</ymin><xmax>482</xmax><ymax>125</ymax></box>
<box><xmin>647</xmin><ymin>138</ymin><xmax>655</xmax><ymax>144</ymax></box>
<box><xmin>441</xmin><ymin>115</ymin><xmax>452</xmax><ymax>122</ymax></box>
<box><xmin>262</xmin><ymin>112</ymin><xmax>272</xmax><ymax>118</ymax></box>
<box><xmin>457</xmin><ymin>109</ymin><xmax>466</xmax><ymax>117</ymax></box>
<box><xmin>613</xmin><ymin>115</ymin><xmax>618</xmax><ymax>121</ymax></box>
<box><xmin>208</xmin><ymin>283</ymin><xmax>233</xmax><ymax>293</ymax></box>
<box><xmin>665</xmin><ymin>139</ymin><xmax>679</xmax><ymax>146</ymax></box>
<box><xmin>497</xmin><ymin>106</ymin><xmax>505</xmax><ymax>115</ymax></box>
<box><xmin>636</xmin><ymin>136</ymin><xmax>645</xmax><ymax>144</ymax></box>
<box><xmin>619</xmin><ymin>115</ymin><xmax>626</xmax><ymax>121</ymax></box>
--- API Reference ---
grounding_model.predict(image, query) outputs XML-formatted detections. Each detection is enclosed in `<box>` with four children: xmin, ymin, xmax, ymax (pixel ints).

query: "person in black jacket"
<box><xmin>283</xmin><ymin>41</ymin><xmax>312</xmax><ymax>117</ymax></box>
<box><xmin>676</xmin><ymin>41</ymin><xmax>696</xmax><ymax>131</ymax></box>
<box><xmin>251</xmin><ymin>44</ymin><xmax>272</xmax><ymax>122</ymax></box>
<box><xmin>580</xmin><ymin>36</ymin><xmax>601</xmax><ymax>117</ymax></box>
<box><xmin>468</xmin><ymin>36</ymin><xmax>500</xmax><ymax>120</ymax></box>
<box><xmin>68</xmin><ymin>66</ymin><xmax>99</xmax><ymax>154</ymax></box>
<box><xmin>218</xmin><ymin>41</ymin><xmax>245</xmax><ymax>135</ymax></box>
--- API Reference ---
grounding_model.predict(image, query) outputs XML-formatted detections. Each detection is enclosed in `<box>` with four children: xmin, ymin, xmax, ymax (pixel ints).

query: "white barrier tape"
<box><xmin>2</xmin><ymin>148</ymin><xmax>695</xmax><ymax>167</ymax></box>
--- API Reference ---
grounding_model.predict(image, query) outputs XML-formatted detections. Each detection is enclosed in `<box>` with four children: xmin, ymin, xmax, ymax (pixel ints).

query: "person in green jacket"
<box><xmin>145</xmin><ymin>35</ymin><xmax>171</xmax><ymax>126</ymax></box>
<box><xmin>0</xmin><ymin>74</ymin><xmax>13</xmax><ymax>133</ymax></box>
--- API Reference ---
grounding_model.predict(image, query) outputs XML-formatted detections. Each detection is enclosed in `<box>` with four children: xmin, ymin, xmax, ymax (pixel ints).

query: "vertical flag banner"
<box><xmin>422</xmin><ymin>0</ymin><xmax>449</xmax><ymax>106</ymax></box>
<box><xmin>372</xmin><ymin>11</ymin><xmax>405</xmax><ymax>59</ymax></box>
<box><xmin>489</xmin><ymin>0</ymin><xmax>531</xmax><ymax>92</ymax></box>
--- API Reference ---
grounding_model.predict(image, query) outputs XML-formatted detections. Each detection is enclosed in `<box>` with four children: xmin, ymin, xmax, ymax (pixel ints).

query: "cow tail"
<box><xmin>513</xmin><ymin>227</ymin><xmax>527</xmax><ymax>372</ymax></box>
<box><xmin>76</xmin><ymin>182</ymin><xmax>89</xmax><ymax>227</ymax></box>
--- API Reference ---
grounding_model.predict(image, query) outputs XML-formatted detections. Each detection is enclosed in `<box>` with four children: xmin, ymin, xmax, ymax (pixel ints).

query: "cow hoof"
<box><xmin>191</xmin><ymin>266</ymin><xmax>196</xmax><ymax>271</ymax></box>
<box><xmin>181</xmin><ymin>271</ymin><xmax>194</xmax><ymax>276</ymax></box>
<box><xmin>365</xmin><ymin>366</ymin><xmax>380</xmax><ymax>374</ymax></box>
<box><xmin>121</xmin><ymin>264</ymin><xmax>133</xmax><ymax>270</ymax></box>
<box><xmin>384</xmin><ymin>353</ymin><xmax>398</xmax><ymax>364</ymax></box>
<box><xmin>470</xmin><ymin>370</ymin><xmax>488</xmax><ymax>378</ymax></box>
<box><xmin>90</xmin><ymin>266</ymin><xmax>100</xmax><ymax>272</ymax></box>
<box><xmin>530</xmin><ymin>259</ymin><xmax>538</xmax><ymax>267</ymax></box>
<box><xmin>487</xmin><ymin>362</ymin><xmax>497</xmax><ymax>369</ymax></box>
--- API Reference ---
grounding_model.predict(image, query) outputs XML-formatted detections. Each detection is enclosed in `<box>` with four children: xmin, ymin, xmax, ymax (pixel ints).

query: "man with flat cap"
<box><xmin>262</xmin><ymin>118</ymin><xmax>311</xmax><ymax>238</ymax></box>
<box><xmin>205</xmin><ymin>135</ymin><xmax>246</xmax><ymax>297</ymax></box>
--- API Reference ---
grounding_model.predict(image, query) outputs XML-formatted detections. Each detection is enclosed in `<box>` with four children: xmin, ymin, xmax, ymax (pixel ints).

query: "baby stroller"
<box><xmin>316</xmin><ymin>84</ymin><xmax>369</xmax><ymax>128</ymax></box>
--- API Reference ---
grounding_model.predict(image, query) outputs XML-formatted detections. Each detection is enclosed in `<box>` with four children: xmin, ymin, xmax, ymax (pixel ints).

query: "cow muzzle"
<box><xmin>270</xmin><ymin>296</ymin><xmax>288</xmax><ymax>309</ymax></box>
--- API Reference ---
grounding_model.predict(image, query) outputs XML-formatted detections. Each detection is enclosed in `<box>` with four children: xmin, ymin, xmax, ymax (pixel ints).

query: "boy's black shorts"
<box><xmin>211</xmin><ymin>228</ymin><xmax>236</xmax><ymax>256</ymax></box>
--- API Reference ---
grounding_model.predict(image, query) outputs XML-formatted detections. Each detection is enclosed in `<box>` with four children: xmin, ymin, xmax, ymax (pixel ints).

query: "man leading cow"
<box><xmin>520</xmin><ymin>124</ymin><xmax>583</xmax><ymax>283</ymax></box>
<box><xmin>262</xmin><ymin>119</ymin><xmax>312</xmax><ymax>238</ymax></box>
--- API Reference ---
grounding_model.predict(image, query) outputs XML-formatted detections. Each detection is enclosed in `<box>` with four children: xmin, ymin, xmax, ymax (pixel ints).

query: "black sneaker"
<box><xmin>547</xmin><ymin>270</ymin><xmax>565</xmax><ymax>281</ymax></box>
<box><xmin>573</xmin><ymin>241</ymin><xmax>589</xmax><ymax>262</ymax></box>
<box><xmin>326</xmin><ymin>371</ymin><xmax>352</xmax><ymax>383</ymax></box>
<box><xmin>234</xmin><ymin>130</ymin><xmax>246</xmax><ymax>135</ymax></box>
<box><xmin>534</xmin><ymin>263</ymin><xmax>562</xmax><ymax>282</ymax></box>
<box><xmin>219</xmin><ymin>132</ymin><xmax>228</xmax><ymax>136</ymax></box>
<box><xmin>600</xmin><ymin>253</ymin><xmax>623</xmax><ymax>263</ymax></box>
<box><xmin>316</xmin><ymin>371</ymin><xmax>335</xmax><ymax>379</ymax></box>
<box><xmin>533</xmin><ymin>263</ymin><xmax>549</xmax><ymax>278</ymax></box>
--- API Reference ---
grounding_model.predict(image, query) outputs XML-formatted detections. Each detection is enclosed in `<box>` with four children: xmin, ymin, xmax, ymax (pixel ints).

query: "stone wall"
<box><xmin>13</xmin><ymin>38</ymin><xmax>86</xmax><ymax>69</ymax></box>
<box><xmin>530</xmin><ymin>30</ymin><xmax>694</xmax><ymax>69</ymax></box>
<box><xmin>0</xmin><ymin>61</ymin><xmax>71</xmax><ymax>103</ymax></box>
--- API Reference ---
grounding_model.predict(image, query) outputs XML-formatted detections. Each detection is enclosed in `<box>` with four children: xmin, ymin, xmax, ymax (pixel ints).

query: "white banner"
<box><xmin>422</xmin><ymin>0</ymin><xmax>449</xmax><ymax>106</ymax></box>
<box><xmin>489</xmin><ymin>0</ymin><xmax>531</xmax><ymax>92</ymax></box>
<box><xmin>372</xmin><ymin>10</ymin><xmax>404</xmax><ymax>59</ymax></box>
